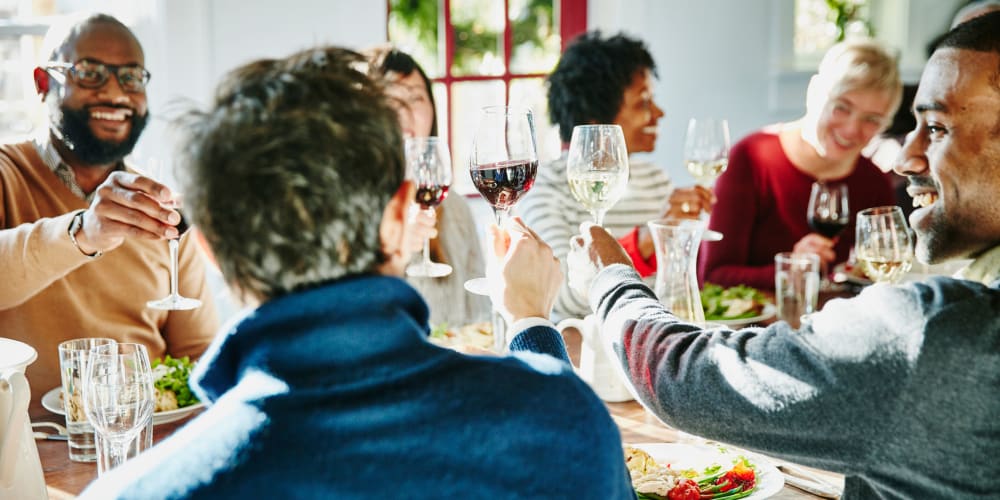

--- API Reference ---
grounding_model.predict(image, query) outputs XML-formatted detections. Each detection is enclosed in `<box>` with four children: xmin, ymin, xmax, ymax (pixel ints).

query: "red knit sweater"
<box><xmin>698</xmin><ymin>130</ymin><xmax>896</xmax><ymax>290</ymax></box>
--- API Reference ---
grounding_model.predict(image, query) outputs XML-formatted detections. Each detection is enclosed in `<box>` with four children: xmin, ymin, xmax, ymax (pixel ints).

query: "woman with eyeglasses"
<box><xmin>367</xmin><ymin>46</ymin><xmax>491</xmax><ymax>330</ymax></box>
<box><xmin>698</xmin><ymin>39</ymin><xmax>901</xmax><ymax>290</ymax></box>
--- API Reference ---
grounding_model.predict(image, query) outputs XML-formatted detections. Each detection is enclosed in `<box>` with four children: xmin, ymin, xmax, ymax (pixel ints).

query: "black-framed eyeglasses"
<box><xmin>46</xmin><ymin>59</ymin><xmax>151</xmax><ymax>93</ymax></box>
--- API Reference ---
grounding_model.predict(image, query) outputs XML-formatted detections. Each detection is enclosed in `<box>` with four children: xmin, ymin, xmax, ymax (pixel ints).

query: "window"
<box><xmin>388</xmin><ymin>0</ymin><xmax>586</xmax><ymax>193</ymax></box>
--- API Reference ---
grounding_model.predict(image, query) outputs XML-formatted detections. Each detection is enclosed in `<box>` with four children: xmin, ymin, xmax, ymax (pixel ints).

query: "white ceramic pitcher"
<box><xmin>0</xmin><ymin>337</ymin><xmax>47</xmax><ymax>500</ymax></box>
<box><xmin>556</xmin><ymin>315</ymin><xmax>634</xmax><ymax>403</ymax></box>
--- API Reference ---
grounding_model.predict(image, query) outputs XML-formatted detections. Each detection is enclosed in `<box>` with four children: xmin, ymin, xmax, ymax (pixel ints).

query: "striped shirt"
<box><xmin>517</xmin><ymin>153</ymin><xmax>674</xmax><ymax>320</ymax></box>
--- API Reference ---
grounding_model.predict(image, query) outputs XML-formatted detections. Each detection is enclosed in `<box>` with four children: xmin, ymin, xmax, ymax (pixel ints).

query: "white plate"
<box><xmin>41</xmin><ymin>387</ymin><xmax>205</xmax><ymax>426</ymax></box>
<box><xmin>709</xmin><ymin>303</ymin><xmax>776</xmax><ymax>328</ymax></box>
<box><xmin>630</xmin><ymin>442</ymin><xmax>783</xmax><ymax>499</ymax></box>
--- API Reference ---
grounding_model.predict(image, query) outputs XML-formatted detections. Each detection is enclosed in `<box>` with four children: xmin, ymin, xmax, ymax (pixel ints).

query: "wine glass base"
<box><xmin>406</xmin><ymin>261</ymin><xmax>453</xmax><ymax>278</ymax></box>
<box><xmin>146</xmin><ymin>296</ymin><xmax>202</xmax><ymax>311</ymax></box>
<box><xmin>463</xmin><ymin>277</ymin><xmax>490</xmax><ymax>296</ymax></box>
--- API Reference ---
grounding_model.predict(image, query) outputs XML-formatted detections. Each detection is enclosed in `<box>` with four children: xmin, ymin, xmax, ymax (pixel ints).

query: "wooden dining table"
<box><xmin>32</xmin><ymin>321</ymin><xmax>845</xmax><ymax>499</ymax></box>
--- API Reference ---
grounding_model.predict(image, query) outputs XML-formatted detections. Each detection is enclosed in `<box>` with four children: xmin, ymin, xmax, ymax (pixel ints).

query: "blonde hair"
<box><xmin>808</xmin><ymin>38</ymin><xmax>903</xmax><ymax>120</ymax></box>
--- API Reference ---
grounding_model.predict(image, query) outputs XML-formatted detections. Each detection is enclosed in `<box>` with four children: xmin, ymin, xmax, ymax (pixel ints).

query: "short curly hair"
<box><xmin>177</xmin><ymin>46</ymin><xmax>405</xmax><ymax>301</ymax></box>
<box><xmin>547</xmin><ymin>31</ymin><xmax>656</xmax><ymax>143</ymax></box>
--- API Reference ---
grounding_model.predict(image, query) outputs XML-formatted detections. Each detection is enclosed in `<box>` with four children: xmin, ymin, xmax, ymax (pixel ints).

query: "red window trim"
<box><xmin>387</xmin><ymin>0</ymin><xmax>587</xmax><ymax>151</ymax></box>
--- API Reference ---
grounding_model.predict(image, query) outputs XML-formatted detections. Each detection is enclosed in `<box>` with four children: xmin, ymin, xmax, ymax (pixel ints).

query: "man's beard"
<box><xmin>56</xmin><ymin>104</ymin><xmax>148</xmax><ymax>166</ymax></box>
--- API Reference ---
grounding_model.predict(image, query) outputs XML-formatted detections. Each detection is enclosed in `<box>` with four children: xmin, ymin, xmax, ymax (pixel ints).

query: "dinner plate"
<box><xmin>709</xmin><ymin>303</ymin><xmax>776</xmax><ymax>328</ymax></box>
<box><xmin>41</xmin><ymin>387</ymin><xmax>205</xmax><ymax>426</ymax></box>
<box><xmin>629</xmin><ymin>442</ymin><xmax>783</xmax><ymax>499</ymax></box>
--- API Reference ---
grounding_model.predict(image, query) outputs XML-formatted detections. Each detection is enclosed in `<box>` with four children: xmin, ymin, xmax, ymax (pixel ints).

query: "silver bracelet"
<box><xmin>68</xmin><ymin>210</ymin><xmax>102</xmax><ymax>259</ymax></box>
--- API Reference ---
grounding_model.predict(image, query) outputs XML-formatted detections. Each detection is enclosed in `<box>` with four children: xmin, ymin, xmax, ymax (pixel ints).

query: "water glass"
<box><xmin>775</xmin><ymin>252</ymin><xmax>820</xmax><ymax>329</ymax></box>
<box><xmin>57</xmin><ymin>338</ymin><xmax>116</xmax><ymax>462</ymax></box>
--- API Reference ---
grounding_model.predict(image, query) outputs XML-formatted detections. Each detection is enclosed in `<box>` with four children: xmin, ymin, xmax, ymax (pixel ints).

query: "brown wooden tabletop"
<box><xmin>32</xmin><ymin>323</ymin><xmax>845</xmax><ymax>499</ymax></box>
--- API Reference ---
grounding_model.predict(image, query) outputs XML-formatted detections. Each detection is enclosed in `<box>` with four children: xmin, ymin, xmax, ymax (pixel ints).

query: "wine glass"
<box><xmin>855</xmin><ymin>205</ymin><xmax>913</xmax><ymax>284</ymax></box>
<box><xmin>405</xmin><ymin>137</ymin><xmax>454</xmax><ymax>278</ymax></box>
<box><xmin>145</xmin><ymin>159</ymin><xmax>202</xmax><ymax>310</ymax></box>
<box><xmin>566</xmin><ymin>124</ymin><xmax>629</xmax><ymax>226</ymax></box>
<box><xmin>683</xmin><ymin>118</ymin><xmax>730</xmax><ymax>240</ymax></box>
<box><xmin>82</xmin><ymin>342</ymin><xmax>155</xmax><ymax>476</ymax></box>
<box><xmin>464</xmin><ymin>106</ymin><xmax>539</xmax><ymax>296</ymax></box>
<box><xmin>684</xmin><ymin>118</ymin><xmax>730</xmax><ymax>187</ymax></box>
<box><xmin>807</xmin><ymin>181</ymin><xmax>850</xmax><ymax>288</ymax></box>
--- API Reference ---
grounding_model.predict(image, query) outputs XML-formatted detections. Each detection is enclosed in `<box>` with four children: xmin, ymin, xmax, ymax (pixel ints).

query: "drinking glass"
<box><xmin>566</xmin><ymin>124</ymin><xmax>629</xmax><ymax>226</ymax></box>
<box><xmin>683</xmin><ymin>118</ymin><xmax>730</xmax><ymax>188</ymax></box>
<box><xmin>82</xmin><ymin>343</ymin><xmax>155</xmax><ymax>475</ymax></box>
<box><xmin>464</xmin><ymin>106</ymin><xmax>539</xmax><ymax>296</ymax></box>
<box><xmin>683</xmin><ymin>118</ymin><xmax>729</xmax><ymax>241</ymax></box>
<box><xmin>855</xmin><ymin>206</ymin><xmax>913</xmax><ymax>284</ymax></box>
<box><xmin>807</xmin><ymin>181</ymin><xmax>850</xmax><ymax>288</ymax></box>
<box><xmin>405</xmin><ymin>137</ymin><xmax>453</xmax><ymax>278</ymax></box>
<box><xmin>145</xmin><ymin>159</ymin><xmax>201</xmax><ymax>310</ymax></box>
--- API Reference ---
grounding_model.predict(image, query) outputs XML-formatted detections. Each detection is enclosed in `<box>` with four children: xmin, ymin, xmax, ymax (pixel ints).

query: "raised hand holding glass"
<box><xmin>145</xmin><ymin>158</ymin><xmax>201</xmax><ymax>310</ymax></box>
<box><xmin>405</xmin><ymin>137</ymin><xmax>453</xmax><ymax>278</ymax></box>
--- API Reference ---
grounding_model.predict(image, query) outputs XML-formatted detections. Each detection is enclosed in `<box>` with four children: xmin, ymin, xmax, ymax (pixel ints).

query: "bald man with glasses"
<box><xmin>0</xmin><ymin>13</ymin><xmax>217</xmax><ymax>400</ymax></box>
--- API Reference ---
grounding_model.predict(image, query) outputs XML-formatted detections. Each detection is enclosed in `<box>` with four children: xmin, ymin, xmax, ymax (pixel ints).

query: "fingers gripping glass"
<box><xmin>46</xmin><ymin>60</ymin><xmax>151</xmax><ymax>93</ymax></box>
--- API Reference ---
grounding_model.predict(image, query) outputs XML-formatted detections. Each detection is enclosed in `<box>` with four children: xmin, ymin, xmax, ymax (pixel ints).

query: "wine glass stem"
<box><xmin>493</xmin><ymin>207</ymin><xmax>508</xmax><ymax>227</ymax></box>
<box><xmin>593</xmin><ymin>209</ymin><xmax>606</xmax><ymax>227</ymax></box>
<box><xmin>168</xmin><ymin>238</ymin><xmax>180</xmax><ymax>299</ymax></box>
<box><xmin>422</xmin><ymin>238</ymin><xmax>432</xmax><ymax>266</ymax></box>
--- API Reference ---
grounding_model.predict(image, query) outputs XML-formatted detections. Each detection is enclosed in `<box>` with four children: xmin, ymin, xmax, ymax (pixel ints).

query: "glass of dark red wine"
<box><xmin>807</xmin><ymin>181</ymin><xmax>849</xmax><ymax>288</ymax></box>
<box><xmin>464</xmin><ymin>106</ymin><xmax>539</xmax><ymax>296</ymax></box>
<box><xmin>405</xmin><ymin>137</ymin><xmax>453</xmax><ymax>278</ymax></box>
<box><xmin>145</xmin><ymin>159</ymin><xmax>201</xmax><ymax>311</ymax></box>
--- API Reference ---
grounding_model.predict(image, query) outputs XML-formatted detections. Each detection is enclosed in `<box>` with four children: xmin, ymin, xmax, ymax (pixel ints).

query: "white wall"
<box><xmin>587</xmin><ymin>0</ymin><xmax>960</xmax><ymax>186</ymax></box>
<box><xmin>130</xmin><ymin>0</ymin><xmax>387</xmax><ymax>163</ymax></box>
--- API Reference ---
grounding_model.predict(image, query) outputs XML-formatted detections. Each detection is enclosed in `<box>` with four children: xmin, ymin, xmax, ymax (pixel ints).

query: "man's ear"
<box><xmin>377</xmin><ymin>179</ymin><xmax>415</xmax><ymax>275</ymax></box>
<box><xmin>33</xmin><ymin>67</ymin><xmax>49</xmax><ymax>98</ymax></box>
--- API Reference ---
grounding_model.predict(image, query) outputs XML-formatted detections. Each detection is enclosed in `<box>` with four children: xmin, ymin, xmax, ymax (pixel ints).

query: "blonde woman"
<box><xmin>699</xmin><ymin>39</ymin><xmax>902</xmax><ymax>290</ymax></box>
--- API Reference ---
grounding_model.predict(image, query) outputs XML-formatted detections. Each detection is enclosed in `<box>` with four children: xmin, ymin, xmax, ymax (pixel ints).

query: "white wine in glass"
<box><xmin>684</xmin><ymin>118</ymin><xmax>730</xmax><ymax>187</ymax></box>
<box><xmin>566</xmin><ymin>124</ymin><xmax>629</xmax><ymax>226</ymax></box>
<box><xmin>404</xmin><ymin>137</ymin><xmax>453</xmax><ymax>278</ymax></box>
<box><xmin>855</xmin><ymin>205</ymin><xmax>913</xmax><ymax>283</ymax></box>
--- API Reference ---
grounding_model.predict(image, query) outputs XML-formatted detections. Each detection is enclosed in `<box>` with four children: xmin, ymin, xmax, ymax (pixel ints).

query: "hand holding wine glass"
<box><xmin>82</xmin><ymin>342</ymin><xmax>155</xmax><ymax>475</ymax></box>
<box><xmin>405</xmin><ymin>137</ymin><xmax>453</xmax><ymax>278</ymax></box>
<box><xmin>855</xmin><ymin>205</ymin><xmax>913</xmax><ymax>283</ymax></box>
<box><xmin>464</xmin><ymin>106</ymin><xmax>539</xmax><ymax>296</ymax></box>
<box><xmin>566</xmin><ymin>124</ymin><xmax>629</xmax><ymax>226</ymax></box>
<box><xmin>145</xmin><ymin>158</ymin><xmax>202</xmax><ymax>310</ymax></box>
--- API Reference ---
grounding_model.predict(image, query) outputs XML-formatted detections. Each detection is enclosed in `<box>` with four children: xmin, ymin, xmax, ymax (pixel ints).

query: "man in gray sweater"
<box><xmin>569</xmin><ymin>12</ymin><xmax>1000</xmax><ymax>500</ymax></box>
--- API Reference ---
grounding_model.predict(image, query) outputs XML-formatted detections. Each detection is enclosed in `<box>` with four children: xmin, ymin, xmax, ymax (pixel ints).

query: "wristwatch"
<box><xmin>68</xmin><ymin>210</ymin><xmax>102</xmax><ymax>259</ymax></box>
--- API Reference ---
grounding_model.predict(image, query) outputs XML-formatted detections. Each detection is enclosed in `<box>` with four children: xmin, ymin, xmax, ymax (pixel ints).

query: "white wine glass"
<box><xmin>145</xmin><ymin>158</ymin><xmax>201</xmax><ymax>310</ymax></box>
<box><xmin>566</xmin><ymin>124</ymin><xmax>629</xmax><ymax>226</ymax></box>
<box><xmin>464</xmin><ymin>106</ymin><xmax>538</xmax><ymax>296</ymax></box>
<box><xmin>684</xmin><ymin>118</ymin><xmax>730</xmax><ymax>241</ymax></box>
<box><xmin>855</xmin><ymin>205</ymin><xmax>913</xmax><ymax>284</ymax></box>
<box><xmin>82</xmin><ymin>342</ymin><xmax>155</xmax><ymax>476</ymax></box>
<box><xmin>684</xmin><ymin>118</ymin><xmax>730</xmax><ymax>187</ymax></box>
<box><xmin>405</xmin><ymin>137</ymin><xmax>453</xmax><ymax>278</ymax></box>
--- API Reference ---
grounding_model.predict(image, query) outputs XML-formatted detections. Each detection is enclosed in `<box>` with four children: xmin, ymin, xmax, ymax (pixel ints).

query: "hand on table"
<box><xmin>567</xmin><ymin>222</ymin><xmax>634</xmax><ymax>301</ymax></box>
<box><xmin>486</xmin><ymin>216</ymin><xmax>562</xmax><ymax>323</ymax></box>
<box><xmin>74</xmin><ymin>172</ymin><xmax>181</xmax><ymax>255</ymax></box>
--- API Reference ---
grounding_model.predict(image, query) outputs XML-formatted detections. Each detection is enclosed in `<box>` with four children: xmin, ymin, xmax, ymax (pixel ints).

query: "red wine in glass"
<box><xmin>808</xmin><ymin>217</ymin><xmax>848</xmax><ymax>239</ymax></box>
<box><xmin>415</xmin><ymin>184</ymin><xmax>449</xmax><ymax>208</ymax></box>
<box><xmin>470</xmin><ymin>159</ymin><xmax>538</xmax><ymax>210</ymax></box>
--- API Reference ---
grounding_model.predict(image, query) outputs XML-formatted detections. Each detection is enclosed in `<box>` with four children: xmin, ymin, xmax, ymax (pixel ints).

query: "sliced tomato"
<box><xmin>667</xmin><ymin>479</ymin><xmax>700</xmax><ymax>500</ymax></box>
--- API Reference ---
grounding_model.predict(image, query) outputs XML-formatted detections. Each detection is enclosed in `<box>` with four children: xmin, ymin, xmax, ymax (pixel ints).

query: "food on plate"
<box><xmin>428</xmin><ymin>322</ymin><xmax>493</xmax><ymax>350</ymax></box>
<box><xmin>151</xmin><ymin>355</ymin><xmax>199</xmax><ymax>412</ymax></box>
<box><xmin>625</xmin><ymin>445</ymin><xmax>758</xmax><ymax>500</ymax></box>
<box><xmin>700</xmin><ymin>283</ymin><xmax>768</xmax><ymax>321</ymax></box>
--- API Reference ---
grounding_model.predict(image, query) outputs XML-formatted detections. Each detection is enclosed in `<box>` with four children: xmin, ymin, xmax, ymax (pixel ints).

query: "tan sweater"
<box><xmin>0</xmin><ymin>142</ymin><xmax>218</xmax><ymax>399</ymax></box>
